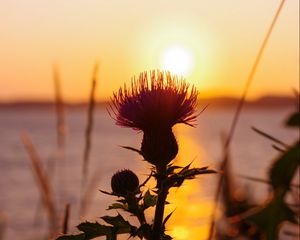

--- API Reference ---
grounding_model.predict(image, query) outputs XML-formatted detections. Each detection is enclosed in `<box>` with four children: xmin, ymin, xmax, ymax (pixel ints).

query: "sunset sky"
<box><xmin>0</xmin><ymin>0</ymin><xmax>298</xmax><ymax>102</ymax></box>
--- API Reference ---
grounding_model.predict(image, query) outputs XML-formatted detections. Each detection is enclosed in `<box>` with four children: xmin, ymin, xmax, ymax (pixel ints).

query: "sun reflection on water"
<box><xmin>171</xmin><ymin>226</ymin><xmax>190</xmax><ymax>239</ymax></box>
<box><xmin>164</xmin><ymin>125</ymin><xmax>218</xmax><ymax>240</ymax></box>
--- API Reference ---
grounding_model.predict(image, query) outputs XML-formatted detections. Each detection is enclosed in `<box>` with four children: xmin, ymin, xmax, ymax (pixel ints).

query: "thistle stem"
<box><xmin>152</xmin><ymin>166</ymin><xmax>168</xmax><ymax>239</ymax></box>
<box><xmin>136</xmin><ymin>207</ymin><xmax>146</xmax><ymax>225</ymax></box>
<box><xmin>126</xmin><ymin>194</ymin><xmax>146</xmax><ymax>225</ymax></box>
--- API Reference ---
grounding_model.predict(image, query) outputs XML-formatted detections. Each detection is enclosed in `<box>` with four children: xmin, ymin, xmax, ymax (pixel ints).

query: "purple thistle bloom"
<box><xmin>110</xmin><ymin>70</ymin><xmax>198</xmax><ymax>131</ymax></box>
<box><xmin>110</xmin><ymin>70</ymin><xmax>199</xmax><ymax>168</ymax></box>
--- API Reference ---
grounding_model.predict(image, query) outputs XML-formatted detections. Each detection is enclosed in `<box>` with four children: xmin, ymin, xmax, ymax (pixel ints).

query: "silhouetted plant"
<box><xmin>56</xmin><ymin>70</ymin><xmax>216</xmax><ymax>240</ymax></box>
<box><xmin>218</xmin><ymin>102</ymin><xmax>300</xmax><ymax>240</ymax></box>
<box><xmin>242</xmin><ymin>105</ymin><xmax>299</xmax><ymax>240</ymax></box>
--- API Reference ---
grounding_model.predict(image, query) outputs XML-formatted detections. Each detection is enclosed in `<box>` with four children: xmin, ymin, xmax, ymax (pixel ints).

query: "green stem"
<box><xmin>152</xmin><ymin>166</ymin><xmax>168</xmax><ymax>240</ymax></box>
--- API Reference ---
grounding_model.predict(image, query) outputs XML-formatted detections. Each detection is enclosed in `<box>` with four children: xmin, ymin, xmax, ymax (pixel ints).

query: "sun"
<box><xmin>160</xmin><ymin>44</ymin><xmax>195</xmax><ymax>76</ymax></box>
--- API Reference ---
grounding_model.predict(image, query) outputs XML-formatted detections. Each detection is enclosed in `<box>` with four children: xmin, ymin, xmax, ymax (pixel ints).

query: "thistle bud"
<box><xmin>141</xmin><ymin>128</ymin><xmax>178</xmax><ymax>168</ymax></box>
<box><xmin>111</xmin><ymin>169</ymin><xmax>139</xmax><ymax>195</ymax></box>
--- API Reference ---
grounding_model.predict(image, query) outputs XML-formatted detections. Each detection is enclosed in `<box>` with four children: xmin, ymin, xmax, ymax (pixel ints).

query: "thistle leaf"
<box><xmin>100</xmin><ymin>189</ymin><xmax>115</xmax><ymax>196</ymax></box>
<box><xmin>180</xmin><ymin>161</ymin><xmax>193</xmax><ymax>172</ymax></box>
<box><xmin>162</xmin><ymin>234</ymin><xmax>173</xmax><ymax>240</ymax></box>
<box><xmin>121</xmin><ymin>145</ymin><xmax>143</xmax><ymax>155</ymax></box>
<box><xmin>143</xmin><ymin>190</ymin><xmax>157</xmax><ymax>209</ymax></box>
<box><xmin>139</xmin><ymin>172</ymin><xmax>153</xmax><ymax>187</ymax></box>
<box><xmin>135</xmin><ymin>223</ymin><xmax>153</xmax><ymax>239</ymax></box>
<box><xmin>107</xmin><ymin>203</ymin><xmax>127</xmax><ymax>211</ymax></box>
<box><xmin>166</xmin><ymin>165</ymin><xmax>182</xmax><ymax>175</ymax></box>
<box><xmin>169</xmin><ymin>167</ymin><xmax>216</xmax><ymax>188</ymax></box>
<box><xmin>163</xmin><ymin>209</ymin><xmax>175</xmax><ymax>226</ymax></box>
<box><xmin>101</xmin><ymin>214</ymin><xmax>133</xmax><ymax>234</ymax></box>
<box><xmin>77</xmin><ymin>222</ymin><xmax>113</xmax><ymax>239</ymax></box>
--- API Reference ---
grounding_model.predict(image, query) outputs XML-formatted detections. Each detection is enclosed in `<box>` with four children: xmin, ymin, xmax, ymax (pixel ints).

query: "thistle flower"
<box><xmin>111</xmin><ymin>169</ymin><xmax>139</xmax><ymax>195</ymax></box>
<box><xmin>111</xmin><ymin>70</ymin><xmax>198</xmax><ymax>131</ymax></box>
<box><xmin>110</xmin><ymin>70</ymin><xmax>198</xmax><ymax>168</ymax></box>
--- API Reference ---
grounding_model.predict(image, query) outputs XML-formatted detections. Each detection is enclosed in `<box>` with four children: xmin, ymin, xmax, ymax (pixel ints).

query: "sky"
<box><xmin>0</xmin><ymin>0</ymin><xmax>299</xmax><ymax>102</ymax></box>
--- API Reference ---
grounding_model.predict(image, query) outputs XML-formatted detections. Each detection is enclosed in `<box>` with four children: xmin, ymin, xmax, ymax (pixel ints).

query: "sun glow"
<box><xmin>160</xmin><ymin>45</ymin><xmax>195</xmax><ymax>76</ymax></box>
<box><xmin>171</xmin><ymin>226</ymin><xmax>190</xmax><ymax>239</ymax></box>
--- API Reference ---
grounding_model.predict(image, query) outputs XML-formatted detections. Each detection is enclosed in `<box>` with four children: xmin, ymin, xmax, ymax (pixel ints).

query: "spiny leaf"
<box><xmin>139</xmin><ymin>172</ymin><xmax>153</xmax><ymax>187</ymax></box>
<box><xmin>143</xmin><ymin>190</ymin><xmax>157</xmax><ymax>209</ymax></box>
<box><xmin>135</xmin><ymin>223</ymin><xmax>153</xmax><ymax>239</ymax></box>
<box><xmin>77</xmin><ymin>221</ymin><xmax>113</xmax><ymax>239</ymax></box>
<box><xmin>116</xmin><ymin>199</ymin><xmax>127</xmax><ymax>204</ymax></box>
<box><xmin>172</xmin><ymin>178</ymin><xmax>184</xmax><ymax>188</ymax></box>
<box><xmin>162</xmin><ymin>233</ymin><xmax>173</xmax><ymax>240</ymax></box>
<box><xmin>106</xmin><ymin>234</ymin><xmax>117</xmax><ymax>240</ymax></box>
<box><xmin>179</xmin><ymin>167</ymin><xmax>216</xmax><ymax>179</ymax></box>
<box><xmin>163</xmin><ymin>209</ymin><xmax>175</xmax><ymax>226</ymax></box>
<box><xmin>107</xmin><ymin>203</ymin><xmax>127</xmax><ymax>211</ymax></box>
<box><xmin>166</xmin><ymin>165</ymin><xmax>182</xmax><ymax>175</ymax></box>
<box><xmin>179</xmin><ymin>161</ymin><xmax>193</xmax><ymax>173</ymax></box>
<box><xmin>169</xmin><ymin>167</ymin><xmax>216</xmax><ymax>188</ymax></box>
<box><xmin>100</xmin><ymin>189</ymin><xmax>115</xmax><ymax>196</ymax></box>
<box><xmin>101</xmin><ymin>214</ymin><xmax>133</xmax><ymax>233</ymax></box>
<box><xmin>121</xmin><ymin>145</ymin><xmax>143</xmax><ymax>155</ymax></box>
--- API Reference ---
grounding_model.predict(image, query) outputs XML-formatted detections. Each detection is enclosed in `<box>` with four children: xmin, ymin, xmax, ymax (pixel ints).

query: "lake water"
<box><xmin>0</xmin><ymin>106</ymin><xmax>298</xmax><ymax>239</ymax></box>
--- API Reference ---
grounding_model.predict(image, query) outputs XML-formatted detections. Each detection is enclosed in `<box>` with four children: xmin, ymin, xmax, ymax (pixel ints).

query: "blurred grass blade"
<box><xmin>20</xmin><ymin>133</ymin><xmax>58</xmax><ymax>236</ymax></box>
<box><xmin>81</xmin><ymin>63</ymin><xmax>99</xmax><ymax>216</ymax></box>
<box><xmin>207</xmin><ymin>1</ymin><xmax>287</xmax><ymax>238</ymax></box>
<box><xmin>272</xmin><ymin>144</ymin><xmax>286</xmax><ymax>152</ymax></box>
<box><xmin>237</xmin><ymin>174</ymin><xmax>300</xmax><ymax>189</ymax></box>
<box><xmin>53</xmin><ymin>64</ymin><xmax>66</xmax><ymax>150</ymax></box>
<box><xmin>251</xmin><ymin>126</ymin><xmax>288</xmax><ymax>148</ymax></box>
<box><xmin>62</xmin><ymin>204</ymin><xmax>71</xmax><ymax>234</ymax></box>
<box><xmin>82</xmin><ymin>63</ymin><xmax>99</xmax><ymax>185</ymax></box>
<box><xmin>224</xmin><ymin>0</ymin><xmax>287</xmax><ymax>149</ymax></box>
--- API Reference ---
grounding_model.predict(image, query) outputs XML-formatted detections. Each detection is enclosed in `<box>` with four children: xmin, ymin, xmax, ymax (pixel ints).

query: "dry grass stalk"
<box><xmin>33</xmin><ymin>156</ymin><xmax>57</xmax><ymax>226</ymax></box>
<box><xmin>20</xmin><ymin>133</ymin><xmax>58</xmax><ymax>237</ymax></box>
<box><xmin>82</xmin><ymin>63</ymin><xmax>99</xmax><ymax>187</ymax></box>
<box><xmin>53</xmin><ymin>64</ymin><xmax>66</xmax><ymax>150</ymax></box>
<box><xmin>62</xmin><ymin>203</ymin><xmax>70</xmax><ymax>234</ymax></box>
<box><xmin>80</xmin><ymin>63</ymin><xmax>99</xmax><ymax>216</ymax></box>
<box><xmin>53</xmin><ymin>64</ymin><xmax>69</xmax><ymax>218</ymax></box>
<box><xmin>207</xmin><ymin>0</ymin><xmax>287</xmax><ymax>239</ymax></box>
<box><xmin>32</xmin><ymin>66</ymin><xmax>66</xmax><ymax>227</ymax></box>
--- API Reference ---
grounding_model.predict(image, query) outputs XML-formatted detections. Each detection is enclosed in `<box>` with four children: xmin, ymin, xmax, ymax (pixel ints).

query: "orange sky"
<box><xmin>0</xmin><ymin>0</ymin><xmax>298</xmax><ymax>102</ymax></box>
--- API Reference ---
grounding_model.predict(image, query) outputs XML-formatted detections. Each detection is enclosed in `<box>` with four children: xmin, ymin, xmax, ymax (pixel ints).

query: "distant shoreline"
<box><xmin>0</xmin><ymin>95</ymin><xmax>297</xmax><ymax>109</ymax></box>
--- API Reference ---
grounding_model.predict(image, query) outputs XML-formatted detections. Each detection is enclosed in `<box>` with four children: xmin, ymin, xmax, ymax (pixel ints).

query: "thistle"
<box><xmin>57</xmin><ymin>70</ymin><xmax>215</xmax><ymax>240</ymax></box>
<box><xmin>109</xmin><ymin>70</ymin><xmax>214</xmax><ymax>239</ymax></box>
<box><xmin>110</xmin><ymin>70</ymin><xmax>198</xmax><ymax>169</ymax></box>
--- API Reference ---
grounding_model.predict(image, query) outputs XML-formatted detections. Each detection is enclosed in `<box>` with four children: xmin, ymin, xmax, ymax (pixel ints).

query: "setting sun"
<box><xmin>160</xmin><ymin>45</ymin><xmax>195</xmax><ymax>76</ymax></box>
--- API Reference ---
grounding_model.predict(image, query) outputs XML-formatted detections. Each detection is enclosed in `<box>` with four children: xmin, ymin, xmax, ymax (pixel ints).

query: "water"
<box><xmin>0</xmin><ymin>106</ymin><xmax>298</xmax><ymax>239</ymax></box>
